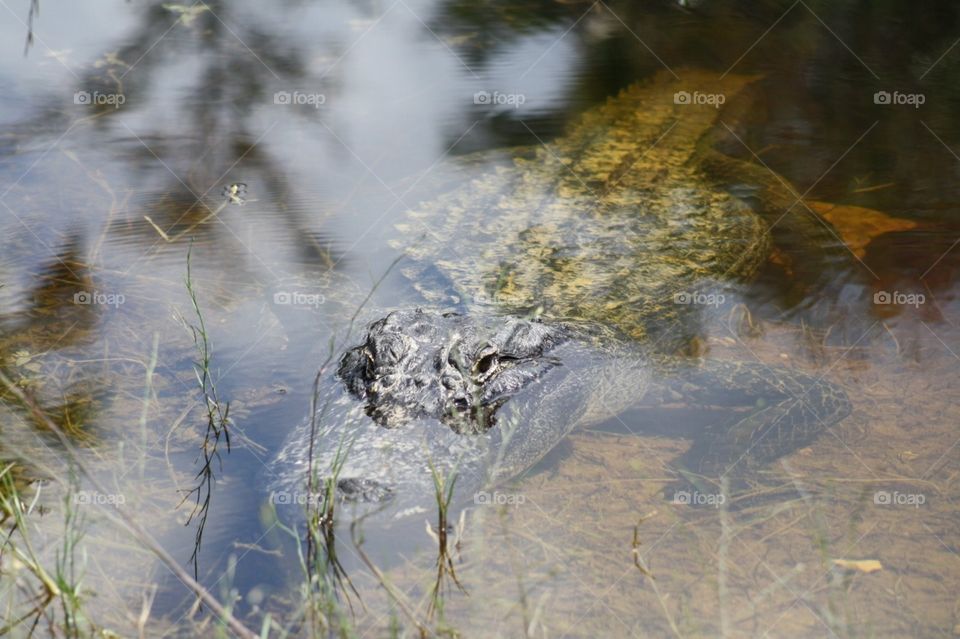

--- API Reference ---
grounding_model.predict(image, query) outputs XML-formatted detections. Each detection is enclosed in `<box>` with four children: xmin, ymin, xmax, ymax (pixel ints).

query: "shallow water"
<box><xmin>1</xmin><ymin>1</ymin><xmax>960</xmax><ymax>637</ymax></box>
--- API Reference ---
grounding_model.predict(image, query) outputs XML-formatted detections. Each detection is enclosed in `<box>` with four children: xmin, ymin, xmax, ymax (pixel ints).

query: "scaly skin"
<box><xmin>397</xmin><ymin>71</ymin><xmax>781</xmax><ymax>348</ymax></box>
<box><xmin>270</xmin><ymin>311</ymin><xmax>850</xmax><ymax>523</ymax></box>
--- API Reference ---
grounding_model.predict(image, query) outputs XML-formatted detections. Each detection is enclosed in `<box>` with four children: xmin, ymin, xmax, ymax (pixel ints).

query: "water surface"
<box><xmin>1</xmin><ymin>1</ymin><xmax>960</xmax><ymax>637</ymax></box>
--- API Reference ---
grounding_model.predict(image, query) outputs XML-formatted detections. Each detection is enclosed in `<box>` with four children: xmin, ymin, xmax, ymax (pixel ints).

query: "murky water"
<box><xmin>2</xmin><ymin>1</ymin><xmax>960</xmax><ymax>637</ymax></box>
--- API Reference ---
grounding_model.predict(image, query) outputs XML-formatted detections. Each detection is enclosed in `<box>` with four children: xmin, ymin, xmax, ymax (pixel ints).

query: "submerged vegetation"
<box><xmin>0</xmin><ymin>371</ymin><xmax>261</xmax><ymax>638</ymax></box>
<box><xmin>0</xmin><ymin>464</ymin><xmax>90</xmax><ymax>637</ymax></box>
<box><xmin>180</xmin><ymin>245</ymin><xmax>233</xmax><ymax>581</ymax></box>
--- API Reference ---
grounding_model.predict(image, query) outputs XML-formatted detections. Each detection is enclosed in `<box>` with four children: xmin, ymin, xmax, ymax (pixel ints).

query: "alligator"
<box><xmin>269</xmin><ymin>69</ymin><xmax>854</xmax><ymax>524</ymax></box>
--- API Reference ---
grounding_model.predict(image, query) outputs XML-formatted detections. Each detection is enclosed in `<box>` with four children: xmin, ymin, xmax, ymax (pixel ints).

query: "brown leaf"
<box><xmin>832</xmin><ymin>558</ymin><xmax>883</xmax><ymax>574</ymax></box>
<box><xmin>807</xmin><ymin>201</ymin><xmax>917</xmax><ymax>259</ymax></box>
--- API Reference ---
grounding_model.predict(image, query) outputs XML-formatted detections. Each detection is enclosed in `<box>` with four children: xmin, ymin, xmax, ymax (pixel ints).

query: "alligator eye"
<box><xmin>474</xmin><ymin>352</ymin><xmax>497</xmax><ymax>376</ymax></box>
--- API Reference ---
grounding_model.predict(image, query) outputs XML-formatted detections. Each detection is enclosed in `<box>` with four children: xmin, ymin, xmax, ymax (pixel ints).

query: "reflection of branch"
<box><xmin>0</xmin><ymin>371</ymin><xmax>258</xmax><ymax>639</ymax></box>
<box><xmin>304</xmin><ymin>253</ymin><xmax>404</xmax><ymax>541</ymax></box>
<box><xmin>426</xmin><ymin>460</ymin><xmax>467</xmax><ymax>619</ymax></box>
<box><xmin>299</xmin><ymin>255</ymin><xmax>403</xmax><ymax>626</ymax></box>
<box><xmin>23</xmin><ymin>0</ymin><xmax>40</xmax><ymax>56</ymax></box>
<box><xmin>305</xmin><ymin>435</ymin><xmax>364</xmax><ymax>617</ymax></box>
<box><xmin>305</xmin><ymin>348</ymin><xmax>336</xmax><ymax>591</ymax></box>
<box><xmin>178</xmin><ymin>244</ymin><xmax>232</xmax><ymax>582</ymax></box>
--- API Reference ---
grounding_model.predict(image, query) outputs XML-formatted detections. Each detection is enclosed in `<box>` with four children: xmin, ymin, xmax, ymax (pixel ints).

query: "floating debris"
<box><xmin>222</xmin><ymin>182</ymin><xmax>249</xmax><ymax>206</ymax></box>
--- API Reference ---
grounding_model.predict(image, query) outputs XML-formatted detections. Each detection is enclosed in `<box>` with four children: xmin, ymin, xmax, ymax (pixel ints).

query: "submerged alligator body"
<box><xmin>270</xmin><ymin>69</ymin><xmax>853</xmax><ymax>524</ymax></box>
<box><xmin>272</xmin><ymin>309</ymin><xmax>849</xmax><ymax>522</ymax></box>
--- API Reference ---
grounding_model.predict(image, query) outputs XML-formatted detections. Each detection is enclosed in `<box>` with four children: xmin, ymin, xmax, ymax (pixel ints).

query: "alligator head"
<box><xmin>337</xmin><ymin>309</ymin><xmax>571</xmax><ymax>434</ymax></box>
